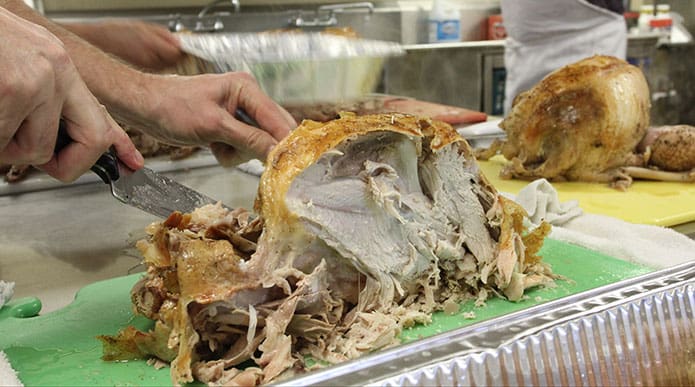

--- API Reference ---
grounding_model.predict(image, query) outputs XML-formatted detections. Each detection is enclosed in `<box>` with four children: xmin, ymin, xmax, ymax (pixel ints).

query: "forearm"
<box><xmin>60</xmin><ymin>21</ymin><xmax>102</xmax><ymax>46</ymax></box>
<box><xmin>0</xmin><ymin>1</ymin><xmax>159</xmax><ymax>129</ymax></box>
<box><xmin>2</xmin><ymin>0</ymin><xmax>295</xmax><ymax>163</ymax></box>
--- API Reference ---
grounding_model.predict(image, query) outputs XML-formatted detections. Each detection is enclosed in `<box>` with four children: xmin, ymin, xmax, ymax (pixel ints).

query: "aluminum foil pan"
<box><xmin>177</xmin><ymin>32</ymin><xmax>404</xmax><ymax>105</ymax></box>
<box><xmin>278</xmin><ymin>261</ymin><xmax>695</xmax><ymax>386</ymax></box>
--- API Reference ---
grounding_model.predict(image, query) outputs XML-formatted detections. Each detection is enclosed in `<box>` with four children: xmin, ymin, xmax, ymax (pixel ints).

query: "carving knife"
<box><xmin>55</xmin><ymin>120</ymin><xmax>219</xmax><ymax>218</ymax></box>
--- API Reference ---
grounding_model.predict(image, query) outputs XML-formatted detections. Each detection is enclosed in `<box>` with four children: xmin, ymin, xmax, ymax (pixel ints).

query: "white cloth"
<box><xmin>0</xmin><ymin>351</ymin><xmax>22</xmax><ymax>387</ymax></box>
<box><xmin>0</xmin><ymin>281</ymin><xmax>13</xmax><ymax>310</ymax></box>
<box><xmin>0</xmin><ymin>282</ymin><xmax>21</xmax><ymax>386</ymax></box>
<box><xmin>236</xmin><ymin>159</ymin><xmax>265</xmax><ymax>177</ymax></box>
<box><xmin>508</xmin><ymin>179</ymin><xmax>695</xmax><ymax>269</ymax></box>
<box><xmin>501</xmin><ymin>0</ymin><xmax>627</xmax><ymax>114</ymax></box>
<box><xmin>510</xmin><ymin>179</ymin><xmax>583</xmax><ymax>227</ymax></box>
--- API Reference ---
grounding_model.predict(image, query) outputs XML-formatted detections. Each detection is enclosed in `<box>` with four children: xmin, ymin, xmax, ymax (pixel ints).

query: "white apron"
<box><xmin>501</xmin><ymin>0</ymin><xmax>627</xmax><ymax>114</ymax></box>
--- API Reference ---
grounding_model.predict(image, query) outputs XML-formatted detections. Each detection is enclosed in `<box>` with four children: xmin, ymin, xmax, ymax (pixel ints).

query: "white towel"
<box><xmin>0</xmin><ymin>281</ymin><xmax>13</xmax><ymax>309</ymax></box>
<box><xmin>508</xmin><ymin>179</ymin><xmax>695</xmax><ymax>269</ymax></box>
<box><xmin>0</xmin><ymin>351</ymin><xmax>22</xmax><ymax>386</ymax></box>
<box><xmin>508</xmin><ymin>179</ymin><xmax>583</xmax><ymax>227</ymax></box>
<box><xmin>552</xmin><ymin>214</ymin><xmax>695</xmax><ymax>268</ymax></box>
<box><xmin>236</xmin><ymin>159</ymin><xmax>265</xmax><ymax>177</ymax></box>
<box><xmin>0</xmin><ymin>282</ymin><xmax>21</xmax><ymax>386</ymax></box>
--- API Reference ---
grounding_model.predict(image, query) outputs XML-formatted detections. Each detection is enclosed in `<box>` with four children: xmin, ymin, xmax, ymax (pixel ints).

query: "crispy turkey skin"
<box><xmin>101</xmin><ymin>113</ymin><xmax>556</xmax><ymax>386</ymax></box>
<box><xmin>498</xmin><ymin>55</ymin><xmax>650</xmax><ymax>189</ymax></box>
<box><xmin>478</xmin><ymin>55</ymin><xmax>694</xmax><ymax>189</ymax></box>
<box><xmin>626</xmin><ymin>125</ymin><xmax>695</xmax><ymax>182</ymax></box>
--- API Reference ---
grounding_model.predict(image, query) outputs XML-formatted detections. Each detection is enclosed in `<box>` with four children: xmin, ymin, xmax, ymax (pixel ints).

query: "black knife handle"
<box><xmin>56</xmin><ymin>119</ymin><xmax>120</xmax><ymax>184</ymax></box>
<box><xmin>235</xmin><ymin>108</ymin><xmax>259</xmax><ymax>127</ymax></box>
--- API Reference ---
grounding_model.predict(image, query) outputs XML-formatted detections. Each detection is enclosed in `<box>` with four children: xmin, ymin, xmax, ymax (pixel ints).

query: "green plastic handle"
<box><xmin>0</xmin><ymin>297</ymin><xmax>42</xmax><ymax>319</ymax></box>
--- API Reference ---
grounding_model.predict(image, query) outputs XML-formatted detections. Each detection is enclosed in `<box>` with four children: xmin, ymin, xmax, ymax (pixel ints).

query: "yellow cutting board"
<box><xmin>478</xmin><ymin>156</ymin><xmax>695</xmax><ymax>227</ymax></box>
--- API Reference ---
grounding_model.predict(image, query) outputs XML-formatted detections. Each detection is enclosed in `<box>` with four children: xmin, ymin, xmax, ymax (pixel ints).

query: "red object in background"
<box><xmin>623</xmin><ymin>11</ymin><xmax>639</xmax><ymax>30</ymax></box>
<box><xmin>649</xmin><ymin>18</ymin><xmax>673</xmax><ymax>29</ymax></box>
<box><xmin>381</xmin><ymin>98</ymin><xmax>487</xmax><ymax>125</ymax></box>
<box><xmin>487</xmin><ymin>14</ymin><xmax>506</xmax><ymax>40</ymax></box>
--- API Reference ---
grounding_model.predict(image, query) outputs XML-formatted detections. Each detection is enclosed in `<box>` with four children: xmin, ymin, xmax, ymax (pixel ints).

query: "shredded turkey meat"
<box><xmin>100</xmin><ymin>113</ymin><xmax>556</xmax><ymax>386</ymax></box>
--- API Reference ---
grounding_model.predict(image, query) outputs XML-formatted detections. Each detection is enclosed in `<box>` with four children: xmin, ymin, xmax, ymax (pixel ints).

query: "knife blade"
<box><xmin>56</xmin><ymin>119</ymin><xmax>219</xmax><ymax>218</ymax></box>
<box><xmin>109</xmin><ymin>163</ymin><xmax>218</xmax><ymax>218</ymax></box>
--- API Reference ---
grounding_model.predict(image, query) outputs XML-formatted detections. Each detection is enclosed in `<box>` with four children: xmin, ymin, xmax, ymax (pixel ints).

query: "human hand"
<box><xmin>0</xmin><ymin>8</ymin><xmax>143</xmax><ymax>182</ymax></box>
<box><xmin>140</xmin><ymin>72</ymin><xmax>297</xmax><ymax>165</ymax></box>
<box><xmin>63</xmin><ymin>20</ymin><xmax>185</xmax><ymax>71</ymax></box>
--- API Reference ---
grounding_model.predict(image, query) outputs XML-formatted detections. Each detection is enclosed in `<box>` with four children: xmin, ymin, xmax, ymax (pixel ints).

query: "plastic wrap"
<box><xmin>177</xmin><ymin>32</ymin><xmax>404</xmax><ymax>105</ymax></box>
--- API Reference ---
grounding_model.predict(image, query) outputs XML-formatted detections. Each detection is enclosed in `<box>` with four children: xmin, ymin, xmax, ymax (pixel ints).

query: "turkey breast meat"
<box><xmin>101</xmin><ymin>113</ymin><xmax>555</xmax><ymax>386</ymax></box>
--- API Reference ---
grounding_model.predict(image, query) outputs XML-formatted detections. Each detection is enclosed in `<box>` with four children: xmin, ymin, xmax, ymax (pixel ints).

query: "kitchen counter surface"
<box><xmin>674</xmin><ymin>220</ymin><xmax>695</xmax><ymax>239</ymax></box>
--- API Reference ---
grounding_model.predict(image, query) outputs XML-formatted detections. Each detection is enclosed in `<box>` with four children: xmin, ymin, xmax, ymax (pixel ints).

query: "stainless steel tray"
<box><xmin>279</xmin><ymin>261</ymin><xmax>695</xmax><ymax>386</ymax></box>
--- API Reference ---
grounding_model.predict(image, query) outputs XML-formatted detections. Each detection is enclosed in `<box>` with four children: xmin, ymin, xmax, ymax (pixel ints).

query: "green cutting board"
<box><xmin>0</xmin><ymin>239</ymin><xmax>652</xmax><ymax>386</ymax></box>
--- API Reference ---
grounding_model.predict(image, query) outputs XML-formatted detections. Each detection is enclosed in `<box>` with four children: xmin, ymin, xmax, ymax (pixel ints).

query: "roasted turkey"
<box><xmin>100</xmin><ymin>113</ymin><xmax>556</xmax><ymax>386</ymax></box>
<box><xmin>477</xmin><ymin>55</ymin><xmax>694</xmax><ymax>189</ymax></box>
<box><xmin>627</xmin><ymin>124</ymin><xmax>695</xmax><ymax>181</ymax></box>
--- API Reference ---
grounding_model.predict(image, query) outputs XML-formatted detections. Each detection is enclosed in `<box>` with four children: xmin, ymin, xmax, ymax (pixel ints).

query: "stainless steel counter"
<box><xmin>674</xmin><ymin>221</ymin><xmax>695</xmax><ymax>240</ymax></box>
<box><xmin>0</xmin><ymin>163</ymin><xmax>260</xmax><ymax>313</ymax></box>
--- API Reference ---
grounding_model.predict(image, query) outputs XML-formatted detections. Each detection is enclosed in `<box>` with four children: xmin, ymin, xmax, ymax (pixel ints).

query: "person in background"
<box><xmin>501</xmin><ymin>0</ymin><xmax>627</xmax><ymax>115</ymax></box>
<box><xmin>61</xmin><ymin>19</ymin><xmax>185</xmax><ymax>72</ymax></box>
<box><xmin>0</xmin><ymin>0</ymin><xmax>296</xmax><ymax>172</ymax></box>
<box><xmin>0</xmin><ymin>6</ymin><xmax>144</xmax><ymax>182</ymax></box>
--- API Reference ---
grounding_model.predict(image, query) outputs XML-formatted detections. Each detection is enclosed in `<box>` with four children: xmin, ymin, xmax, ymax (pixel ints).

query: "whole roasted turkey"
<box><xmin>100</xmin><ymin>113</ymin><xmax>555</xmax><ymax>386</ymax></box>
<box><xmin>477</xmin><ymin>55</ymin><xmax>695</xmax><ymax>189</ymax></box>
